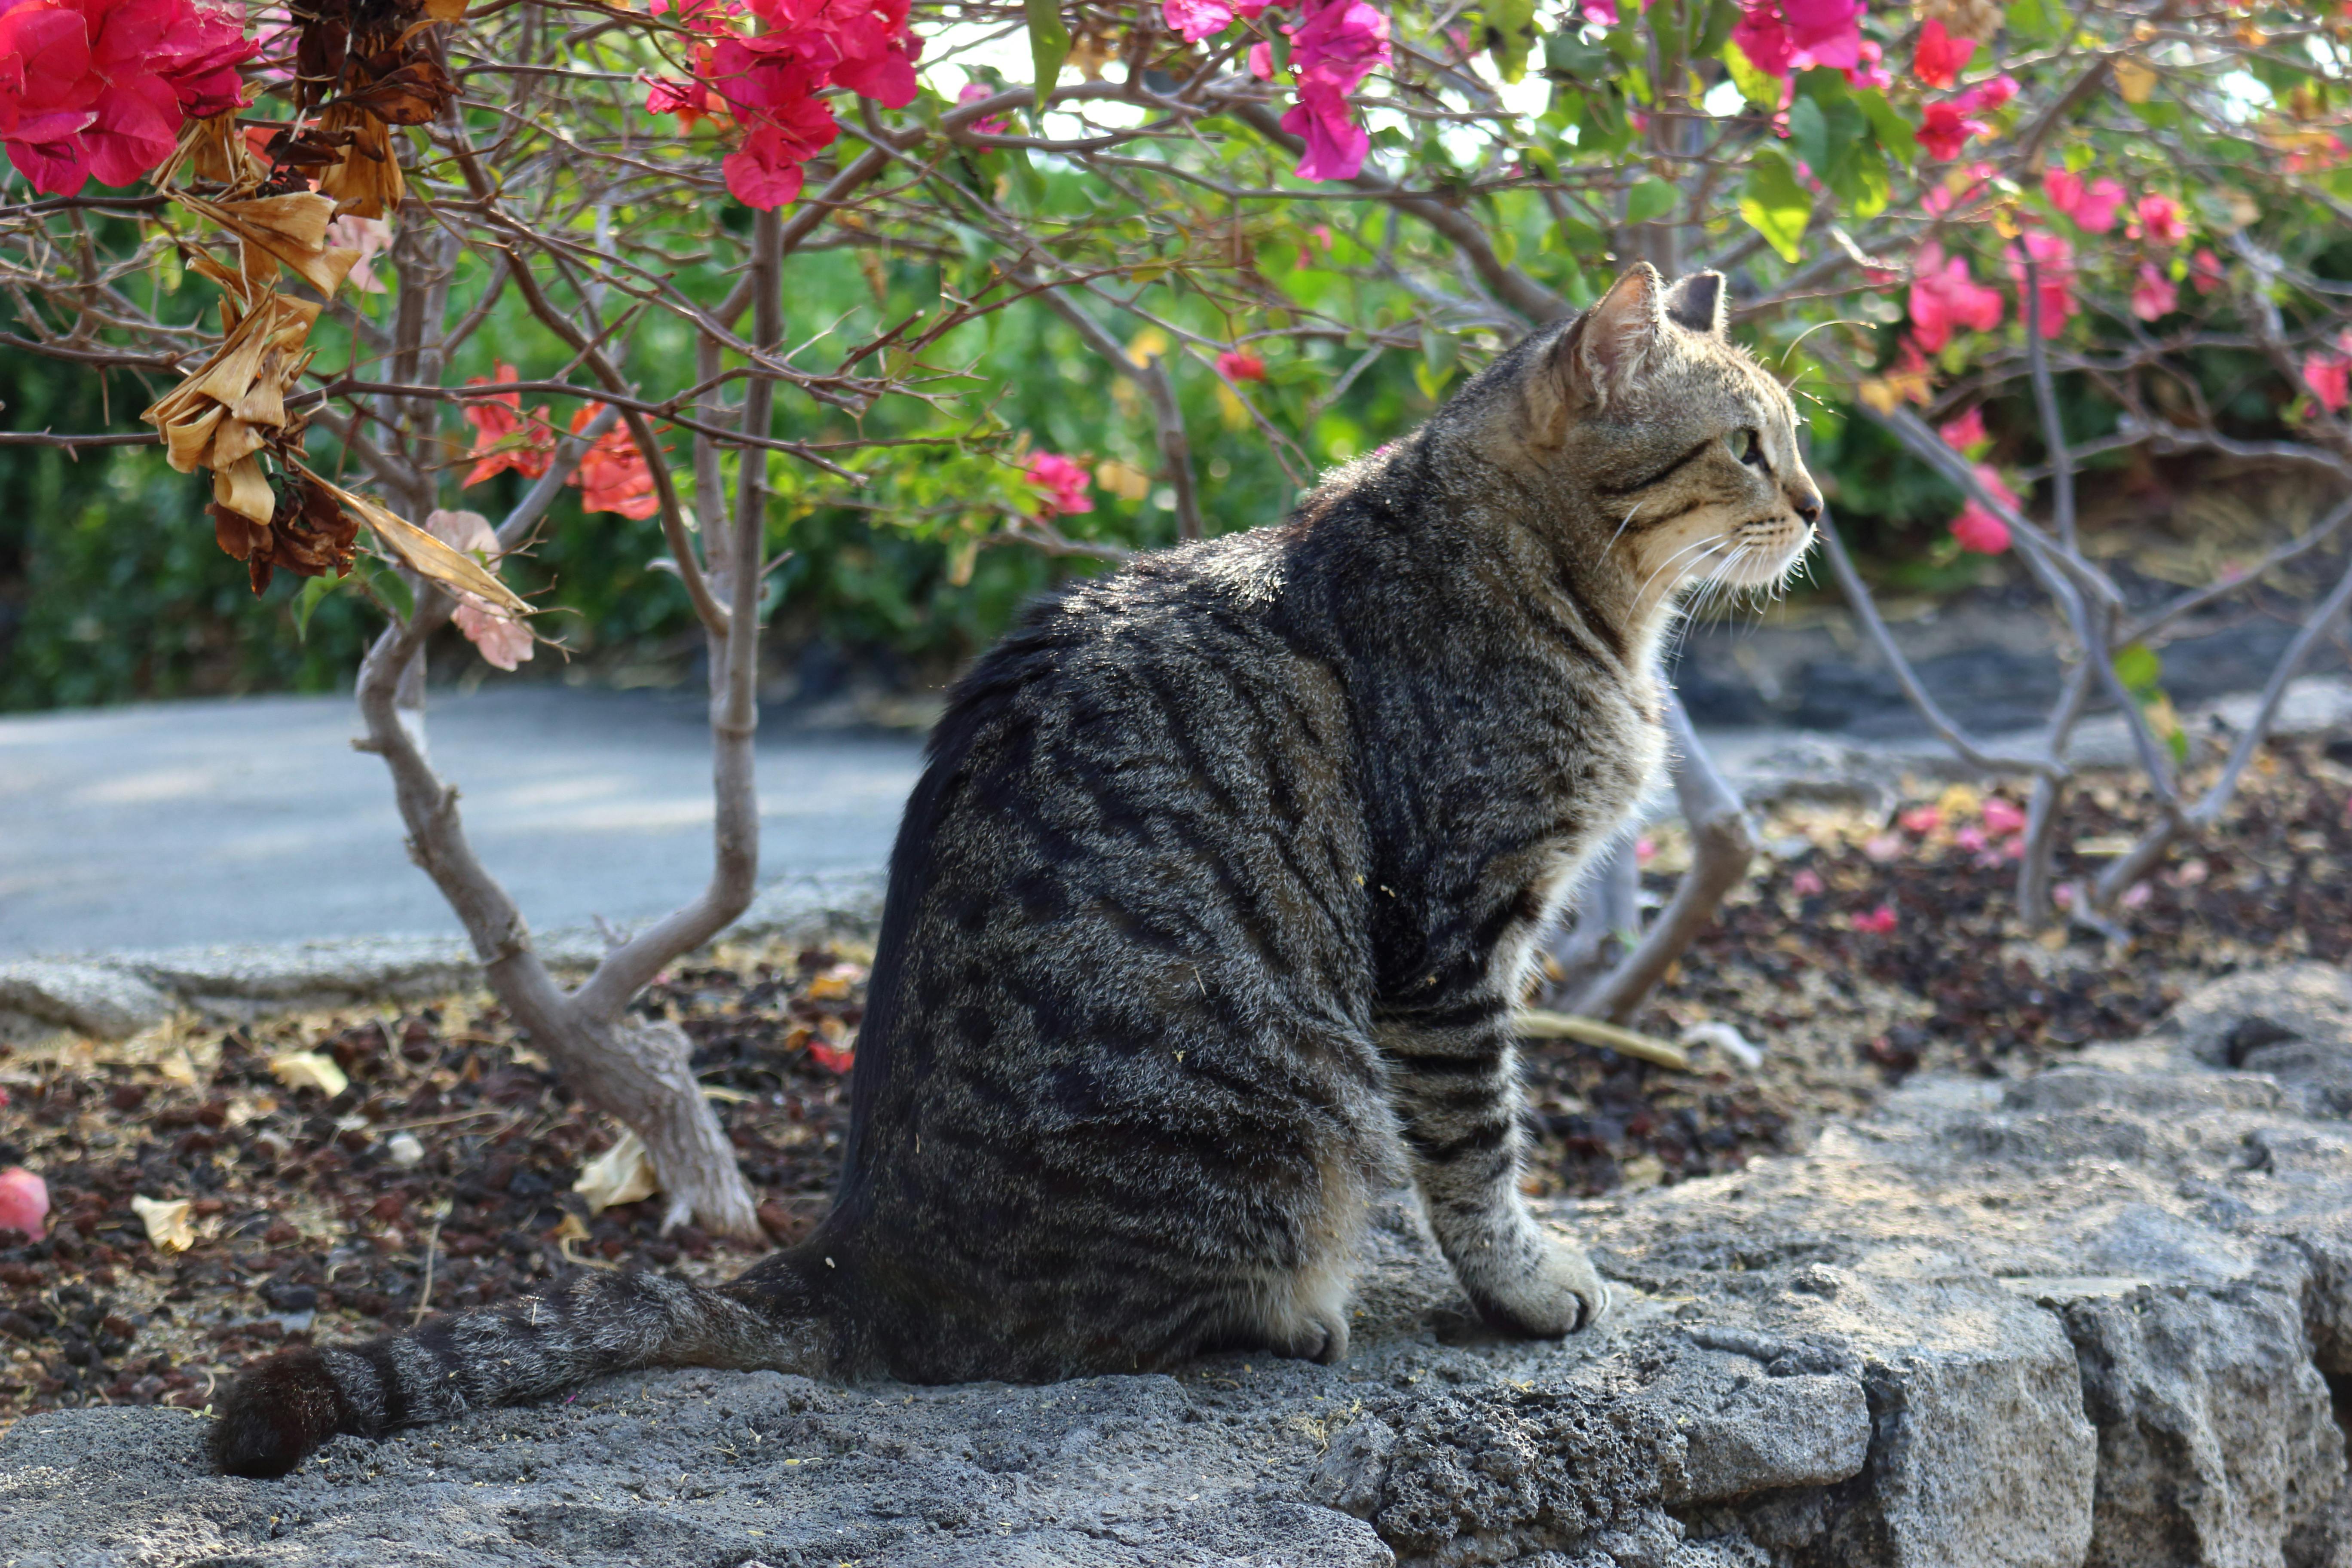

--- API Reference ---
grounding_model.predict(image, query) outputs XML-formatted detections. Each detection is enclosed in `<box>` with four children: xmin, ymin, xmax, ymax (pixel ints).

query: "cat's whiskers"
<box><xmin>1633</xmin><ymin>532</ymin><xmax>1729</xmax><ymax>618</ymax></box>
<box><xmin>1607</xmin><ymin>502</ymin><xmax>1643</xmax><ymax>550</ymax></box>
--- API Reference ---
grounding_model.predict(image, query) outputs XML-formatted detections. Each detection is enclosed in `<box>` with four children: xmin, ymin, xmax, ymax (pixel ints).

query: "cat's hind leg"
<box><xmin>1378</xmin><ymin>1010</ymin><xmax>1609</xmax><ymax>1336</ymax></box>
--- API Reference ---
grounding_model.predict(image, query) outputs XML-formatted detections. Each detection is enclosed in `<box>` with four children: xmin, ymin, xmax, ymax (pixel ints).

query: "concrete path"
<box><xmin>0</xmin><ymin>688</ymin><xmax>925</xmax><ymax>960</ymax></box>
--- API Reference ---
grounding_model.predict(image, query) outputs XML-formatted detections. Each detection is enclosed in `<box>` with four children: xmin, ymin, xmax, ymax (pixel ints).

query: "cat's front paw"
<box><xmin>1471</xmin><ymin>1243</ymin><xmax>1611</xmax><ymax>1338</ymax></box>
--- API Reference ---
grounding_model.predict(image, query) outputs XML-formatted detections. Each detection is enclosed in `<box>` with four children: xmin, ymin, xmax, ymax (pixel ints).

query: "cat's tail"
<box><xmin>209</xmin><ymin>1256</ymin><xmax>835</xmax><ymax>1479</ymax></box>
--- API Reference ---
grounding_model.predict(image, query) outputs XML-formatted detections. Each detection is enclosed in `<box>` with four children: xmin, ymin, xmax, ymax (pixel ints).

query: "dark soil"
<box><xmin>1</xmin><ymin>730</ymin><xmax>2346</xmax><ymax>1430</ymax></box>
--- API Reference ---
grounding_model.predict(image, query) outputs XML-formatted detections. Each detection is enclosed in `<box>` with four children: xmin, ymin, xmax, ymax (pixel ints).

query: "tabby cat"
<box><xmin>212</xmin><ymin>262</ymin><xmax>1820</xmax><ymax>1478</ymax></box>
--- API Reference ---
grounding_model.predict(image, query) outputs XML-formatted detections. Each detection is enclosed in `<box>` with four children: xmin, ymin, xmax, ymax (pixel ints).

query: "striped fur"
<box><xmin>211</xmin><ymin>264</ymin><xmax>1820</xmax><ymax>1477</ymax></box>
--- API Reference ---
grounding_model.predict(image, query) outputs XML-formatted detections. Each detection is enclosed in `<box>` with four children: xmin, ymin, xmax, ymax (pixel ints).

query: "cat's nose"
<box><xmin>1791</xmin><ymin>490</ymin><xmax>1822</xmax><ymax>524</ymax></box>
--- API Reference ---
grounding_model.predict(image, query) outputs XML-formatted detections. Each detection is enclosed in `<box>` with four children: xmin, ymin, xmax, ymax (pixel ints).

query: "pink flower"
<box><xmin>1249</xmin><ymin>40</ymin><xmax>1274</xmax><ymax>78</ymax></box>
<box><xmin>426</xmin><ymin>510</ymin><xmax>536</xmax><ymax>671</ymax></box>
<box><xmin>1939</xmin><ymin>406</ymin><xmax>1988</xmax><ymax>451</ymax></box>
<box><xmin>2005</xmin><ymin>230</ymin><xmax>2077</xmax><ymax>334</ymax></box>
<box><xmin>2130</xmin><ymin>262</ymin><xmax>2178</xmax><ymax>322</ymax></box>
<box><xmin>2305</xmin><ymin>354</ymin><xmax>2351</xmax><ymax>414</ymax></box>
<box><xmin>2043</xmin><ymin>169</ymin><xmax>2125</xmax><ymax>233</ymax></box>
<box><xmin>1635</xmin><ymin>836</ymin><xmax>1656</xmax><ymax>865</ymax></box>
<box><xmin>1850</xmin><ymin>904</ymin><xmax>1898</xmax><ymax>935</ymax></box>
<box><xmin>1026</xmin><ymin>451</ymin><xmax>1093</xmax><ymax>518</ymax></box>
<box><xmin>1951</xmin><ymin>501</ymin><xmax>2011</xmax><ymax>554</ymax></box>
<box><xmin>1952</xmin><ymin>464</ymin><xmax>2017</xmax><ymax>553</ymax></box>
<box><xmin>1583</xmin><ymin>0</ymin><xmax>1618</xmax><ymax>21</ymax></box>
<box><xmin>1912</xmin><ymin>18</ymin><xmax>1974</xmax><ymax>89</ymax></box>
<box><xmin>1842</xmin><ymin>39</ymin><xmax>1889</xmax><ymax>90</ymax></box>
<box><xmin>1954</xmin><ymin>824</ymin><xmax>1987</xmax><ymax>852</ymax></box>
<box><xmin>0</xmin><ymin>1167</ymin><xmax>46</xmax><ymax>1237</ymax></box>
<box><xmin>1162</xmin><ymin>0</ymin><xmax>1234</xmax><ymax>42</ymax></box>
<box><xmin>1908</xmin><ymin>243</ymin><xmax>2005</xmax><ymax>353</ymax></box>
<box><xmin>1981</xmin><ymin>796</ymin><xmax>2027</xmax><ymax>836</ymax></box>
<box><xmin>1898</xmin><ymin>805</ymin><xmax>1944</xmax><ymax>834</ymax></box>
<box><xmin>1863</xmin><ymin>832</ymin><xmax>1904</xmax><ymax>862</ymax></box>
<box><xmin>328</xmin><ymin>214</ymin><xmax>391</xmax><ymax>294</ymax></box>
<box><xmin>1790</xmin><ymin>867</ymin><xmax>1825</xmax><ymax>896</ymax></box>
<box><xmin>1917</xmin><ymin>99</ymin><xmax>1988</xmax><ymax>160</ymax></box>
<box><xmin>1921</xmin><ymin>159</ymin><xmax>1997</xmax><ymax>217</ymax></box>
<box><xmin>1952</xmin><ymin>72</ymin><xmax>2017</xmax><ymax>114</ymax></box>
<box><xmin>2133</xmin><ymin>193</ymin><xmax>2189</xmax><ymax>246</ymax></box>
<box><xmin>1216</xmin><ymin>349</ymin><xmax>1267</xmax><ymax>381</ymax></box>
<box><xmin>2190</xmin><ymin>248</ymin><xmax>2225</xmax><ymax>294</ymax></box>
<box><xmin>956</xmin><ymin>78</ymin><xmax>1005</xmax><ymax>135</ymax></box>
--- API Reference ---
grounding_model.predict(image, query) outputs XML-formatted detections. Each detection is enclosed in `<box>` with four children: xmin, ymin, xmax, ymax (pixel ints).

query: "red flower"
<box><xmin>1951</xmin><ymin>501</ymin><xmax>2010</xmax><ymax>554</ymax></box>
<box><xmin>1216</xmin><ymin>349</ymin><xmax>1267</xmax><ymax>382</ymax></box>
<box><xmin>1850</xmin><ymin>904</ymin><xmax>1897</xmax><ymax>935</ymax></box>
<box><xmin>1917</xmin><ymin>100</ymin><xmax>1988</xmax><ymax>161</ymax></box>
<box><xmin>1911</xmin><ymin>18</ymin><xmax>1974</xmax><ymax>90</ymax></box>
<box><xmin>1025</xmin><ymin>451</ymin><xmax>1092</xmax><ymax>519</ymax></box>
<box><xmin>0</xmin><ymin>0</ymin><xmax>254</xmax><ymax>195</ymax></box>
<box><xmin>461</xmin><ymin>364</ymin><xmax>557</xmax><ymax>488</ymax></box>
<box><xmin>570</xmin><ymin>404</ymin><xmax>660</xmax><ymax>520</ymax></box>
<box><xmin>2305</xmin><ymin>351</ymin><xmax>2351</xmax><ymax>415</ymax></box>
<box><xmin>643</xmin><ymin>0</ymin><xmax>920</xmax><ymax>210</ymax></box>
<box><xmin>807</xmin><ymin>1038</ymin><xmax>854</xmax><ymax>1073</ymax></box>
<box><xmin>2190</xmin><ymin>248</ymin><xmax>2225</xmax><ymax>294</ymax></box>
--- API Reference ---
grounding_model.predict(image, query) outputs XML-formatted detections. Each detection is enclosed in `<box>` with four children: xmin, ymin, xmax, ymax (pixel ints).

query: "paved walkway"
<box><xmin>0</xmin><ymin>688</ymin><xmax>926</xmax><ymax>959</ymax></box>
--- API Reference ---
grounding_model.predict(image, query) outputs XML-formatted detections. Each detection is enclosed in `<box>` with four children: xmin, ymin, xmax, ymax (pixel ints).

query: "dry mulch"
<box><xmin>2</xmin><ymin>729</ymin><xmax>2346</xmax><ymax>1430</ymax></box>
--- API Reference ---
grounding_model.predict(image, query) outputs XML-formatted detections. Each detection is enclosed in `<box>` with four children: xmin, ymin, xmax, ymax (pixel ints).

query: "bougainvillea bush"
<box><xmin>4</xmin><ymin>0</ymin><xmax>2351</xmax><ymax>1222</ymax></box>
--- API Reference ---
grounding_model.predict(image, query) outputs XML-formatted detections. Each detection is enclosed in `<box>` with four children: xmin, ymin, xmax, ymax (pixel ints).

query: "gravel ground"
<box><xmin>1</xmin><ymin>728</ymin><xmax>2345</xmax><ymax>1432</ymax></box>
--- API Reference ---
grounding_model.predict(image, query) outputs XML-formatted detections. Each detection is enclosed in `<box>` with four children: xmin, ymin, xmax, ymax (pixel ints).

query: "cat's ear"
<box><xmin>1562</xmin><ymin>262</ymin><xmax>1667</xmax><ymax>407</ymax></box>
<box><xmin>1663</xmin><ymin>271</ymin><xmax>1729</xmax><ymax>338</ymax></box>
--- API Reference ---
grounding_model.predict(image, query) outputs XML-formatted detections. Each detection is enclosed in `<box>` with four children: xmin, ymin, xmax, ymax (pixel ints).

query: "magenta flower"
<box><xmin>1850</xmin><ymin>904</ymin><xmax>1898</xmax><ymax>935</ymax></box>
<box><xmin>1917</xmin><ymin>100</ymin><xmax>1989</xmax><ymax>160</ymax></box>
<box><xmin>1980</xmin><ymin>797</ymin><xmax>2027</xmax><ymax>836</ymax></box>
<box><xmin>956</xmin><ymin>79</ymin><xmax>1006</xmax><ymax>135</ymax></box>
<box><xmin>1216</xmin><ymin>349</ymin><xmax>1267</xmax><ymax>382</ymax></box>
<box><xmin>1908</xmin><ymin>243</ymin><xmax>2005</xmax><ymax>353</ymax></box>
<box><xmin>1268</xmin><ymin>0</ymin><xmax>1388</xmax><ymax>182</ymax></box>
<box><xmin>1161</xmin><ymin>0</ymin><xmax>1234</xmax><ymax>42</ymax></box>
<box><xmin>1026</xmin><ymin>452</ymin><xmax>1093</xmax><ymax>519</ymax></box>
<box><xmin>1938</xmin><ymin>406</ymin><xmax>1987</xmax><ymax>451</ymax></box>
<box><xmin>1732</xmin><ymin>0</ymin><xmax>1861</xmax><ymax>78</ymax></box>
<box><xmin>1951</xmin><ymin>502</ymin><xmax>2011</xmax><ymax>554</ymax></box>
<box><xmin>2305</xmin><ymin>351</ymin><xmax>2351</xmax><ymax>415</ymax></box>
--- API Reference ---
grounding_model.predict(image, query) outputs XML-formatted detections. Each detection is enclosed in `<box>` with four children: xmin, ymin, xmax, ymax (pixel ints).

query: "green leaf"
<box><xmin>1853</xmin><ymin>87</ymin><xmax>1919</xmax><ymax>162</ymax></box>
<box><xmin>1542</xmin><ymin>31</ymin><xmax>1614</xmax><ymax>82</ymax></box>
<box><xmin>2112</xmin><ymin>642</ymin><xmax>2162</xmax><ymax>695</ymax></box>
<box><xmin>1484</xmin><ymin>0</ymin><xmax>1537</xmax><ymax>84</ymax></box>
<box><xmin>1023</xmin><ymin>0</ymin><xmax>1069</xmax><ymax>128</ymax></box>
<box><xmin>2006</xmin><ymin>0</ymin><xmax>2062</xmax><ymax>42</ymax></box>
<box><xmin>292</xmin><ymin>573</ymin><xmax>340</xmax><ymax>642</ymax></box>
<box><xmin>1738</xmin><ymin>147</ymin><xmax>1811</xmax><ymax>263</ymax></box>
<box><xmin>1788</xmin><ymin>98</ymin><xmax>1831</xmax><ymax>183</ymax></box>
<box><xmin>1625</xmin><ymin>178</ymin><xmax>1678</xmax><ymax>226</ymax></box>
<box><xmin>1721</xmin><ymin>40</ymin><xmax>1779</xmax><ymax>108</ymax></box>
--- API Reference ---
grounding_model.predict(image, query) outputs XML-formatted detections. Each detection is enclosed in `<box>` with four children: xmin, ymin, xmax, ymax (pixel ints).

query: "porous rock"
<box><xmin>0</xmin><ymin>959</ymin><xmax>172</xmax><ymax>1041</ymax></box>
<box><xmin>7</xmin><ymin>967</ymin><xmax>2352</xmax><ymax>1567</ymax></box>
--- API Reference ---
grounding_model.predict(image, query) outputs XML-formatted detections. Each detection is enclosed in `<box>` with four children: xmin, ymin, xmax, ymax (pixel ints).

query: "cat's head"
<box><xmin>1463</xmin><ymin>262</ymin><xmax>1821</xmax><ymax>618</ymax></box>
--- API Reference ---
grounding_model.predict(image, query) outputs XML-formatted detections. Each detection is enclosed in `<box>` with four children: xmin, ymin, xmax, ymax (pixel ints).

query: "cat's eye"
<box><xmin>1729</xmin><ymin>428</ymin><xmax>1767</xmax><ymax>468</ymax></box>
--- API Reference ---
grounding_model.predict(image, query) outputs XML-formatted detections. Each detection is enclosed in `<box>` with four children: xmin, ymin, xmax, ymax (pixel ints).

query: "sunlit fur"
<box><xmin>210</xmin><ymin>264</ymin><xmax>1821</xmax><ymax>1480</ymax></box>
